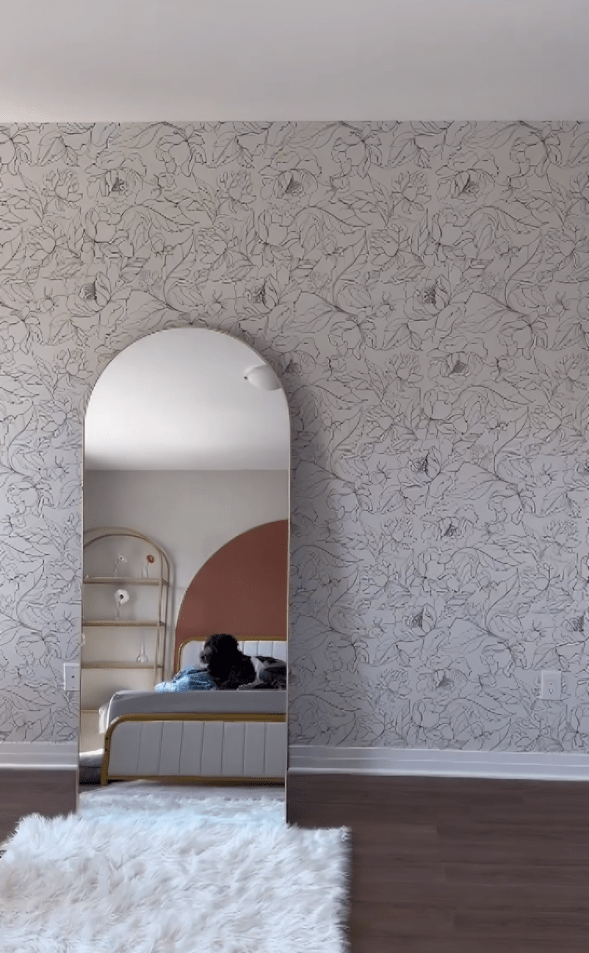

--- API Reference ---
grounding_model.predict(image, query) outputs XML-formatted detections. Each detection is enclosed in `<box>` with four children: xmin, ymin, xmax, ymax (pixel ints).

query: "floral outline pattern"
<box><xmin>0</xmin><ymin>122</ymin><xmax>588</xmax><ymax>756</ymax></box>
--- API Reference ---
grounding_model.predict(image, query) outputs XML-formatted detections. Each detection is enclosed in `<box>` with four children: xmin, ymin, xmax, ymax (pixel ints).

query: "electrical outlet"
<box><xmin>540</xmin><ymin>670</ymin><xmax>561</xmax><ymax>700</ymax></box>
<box><xmin>63</xmin><ymin>663</ymin><xmax>79</xmax><ymax>692</ymax></box>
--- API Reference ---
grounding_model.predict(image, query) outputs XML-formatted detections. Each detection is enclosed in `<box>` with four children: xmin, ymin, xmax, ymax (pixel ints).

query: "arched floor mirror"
<box><xmin>80</xmin><ymin>328</ymin><xmax>290</xmax><ymax>786</ymax></box>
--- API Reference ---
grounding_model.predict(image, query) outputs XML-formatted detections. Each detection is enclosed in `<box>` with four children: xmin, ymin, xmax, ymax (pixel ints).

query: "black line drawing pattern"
<box><xmin>0</xmin><ymin>121</ymin><xmax>589</xmax><ymax>756</ymax></box>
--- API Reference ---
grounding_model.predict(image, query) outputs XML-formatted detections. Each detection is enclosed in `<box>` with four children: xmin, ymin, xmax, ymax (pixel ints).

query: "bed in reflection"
<box><xmin>81</xmin><ymin>638</ymin><xmax>287</xmax><ymax>785</ymax></box>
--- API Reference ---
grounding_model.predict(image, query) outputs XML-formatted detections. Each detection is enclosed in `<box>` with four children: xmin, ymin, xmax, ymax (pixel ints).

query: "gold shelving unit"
<box><xmin>81</xmin><ymin>527</ymin><xmax>171</xmax><ymax>740</ymax></box>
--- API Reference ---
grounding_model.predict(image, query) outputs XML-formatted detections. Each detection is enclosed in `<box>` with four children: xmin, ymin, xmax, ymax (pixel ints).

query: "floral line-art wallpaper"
<box><xmin>1</xmin><ymin>121</ymin><xmax>589</xmax><ymax>759</ymax></box>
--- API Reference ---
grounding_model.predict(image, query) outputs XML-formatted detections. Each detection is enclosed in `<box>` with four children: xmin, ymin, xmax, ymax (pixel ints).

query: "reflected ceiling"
<box><xmin>84</xmin><ymin>329</ymin><xmax>290</xmax><ymax>470</ymax></box>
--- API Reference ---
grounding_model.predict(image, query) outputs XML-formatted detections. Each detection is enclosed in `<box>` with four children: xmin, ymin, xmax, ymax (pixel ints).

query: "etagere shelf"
<box><xmin>81</xmin><ymin>527</ymin><xmax>171</xmax><ymax>739</ymax></box>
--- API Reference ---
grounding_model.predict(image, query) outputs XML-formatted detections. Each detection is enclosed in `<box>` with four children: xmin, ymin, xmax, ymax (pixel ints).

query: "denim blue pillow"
<box><xmin>154</xmin><ymin>667</ymin><xmax>216</xmax><ymax>692</ymax></box>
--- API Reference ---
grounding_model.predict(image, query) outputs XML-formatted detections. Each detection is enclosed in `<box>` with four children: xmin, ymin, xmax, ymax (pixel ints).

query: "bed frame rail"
<box><xmin>101</xmin><ymin>712</ymin><xmax>287</xmax><ymax>784</ymax></box>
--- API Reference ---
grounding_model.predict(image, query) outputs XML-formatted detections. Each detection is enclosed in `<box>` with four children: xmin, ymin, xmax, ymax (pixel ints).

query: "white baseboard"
<box><xmin>288</xmin><ymin>745</ymin><xmax>589</xmax><ymax>781</ymax></box>
<box><xmin>6</xmin><ymin>741</ymin><xmax>589</xmax><ymax>780</ymax></box>
<box><xmin>0</xmin><ymin>743</ymin><xmax>78</xmax><ymax>769</ymax></box>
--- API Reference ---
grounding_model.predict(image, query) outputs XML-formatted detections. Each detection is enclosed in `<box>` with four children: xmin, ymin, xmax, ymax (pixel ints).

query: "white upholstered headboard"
<box><xmin>178</xmin><ymin>639</ymin><xmax>287</xmax><ymax>670</ymax></box>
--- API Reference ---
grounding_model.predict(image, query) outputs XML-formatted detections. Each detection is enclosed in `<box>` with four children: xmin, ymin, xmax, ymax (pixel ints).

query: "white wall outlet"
<box><xmin>63</xmin><ymin>663</ymin><xmax>79</xmax><ymax>692</ymax></box>
<box><xmin>540</xmin><ymin>670</ymin><xmax>561</xmax><ymax>700</ymax></box>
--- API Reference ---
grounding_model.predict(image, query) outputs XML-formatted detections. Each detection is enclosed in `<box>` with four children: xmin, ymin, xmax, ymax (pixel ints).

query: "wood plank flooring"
<box><xmin>0</xmin><ymin>768</ymin><xmax>78</xmax><ymax>846</ymax></box>
<box><xmin>3</xmin><ymin>768</ymin><xmax>589</xmax><ymax>951</ymax></box>
<box><xmin>286</xmin><ymin>772</ymin><xmax>589</xmax><ymax>953</ymax></box>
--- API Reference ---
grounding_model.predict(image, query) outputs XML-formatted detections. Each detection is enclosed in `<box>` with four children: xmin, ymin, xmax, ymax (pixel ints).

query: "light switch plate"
<box><xmin>63</xmin><ymin>663</ymin><xmax>79</xmax><ymax>692</ymax></box>
<box><xmin>540</xmin><ymin>670</ymin><xmax>561</xmax><ymax>700</ymax></box>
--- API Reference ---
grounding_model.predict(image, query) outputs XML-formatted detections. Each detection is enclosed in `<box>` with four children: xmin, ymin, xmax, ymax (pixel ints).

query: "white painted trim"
<box><xmin>288</xmin><ymin>746</ymin><xmax>589</xmax><ymax>781</ymax></box>
<box><xmin>0</xmin><ymin>743</ymin><xmax>78</xmax><ymax>769</ymax></box>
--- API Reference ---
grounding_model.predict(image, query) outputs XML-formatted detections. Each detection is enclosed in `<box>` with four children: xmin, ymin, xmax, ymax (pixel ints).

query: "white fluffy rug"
<box><xmin>0</xmin><ymin>790</ymin><xmax>349</xmax><ymax>953</ymax></box>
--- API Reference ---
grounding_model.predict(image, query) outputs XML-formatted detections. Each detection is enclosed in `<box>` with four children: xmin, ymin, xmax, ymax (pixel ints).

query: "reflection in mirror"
<box><xmin>80</xmin><ymin>328</ymin><xmax>290</xmax><ymax>786</ymax></box>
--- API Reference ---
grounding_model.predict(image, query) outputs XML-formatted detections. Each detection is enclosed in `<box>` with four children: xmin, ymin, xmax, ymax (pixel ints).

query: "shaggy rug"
<box><xmin>0</xmin><ymin>791</ymin><xmax>350</xmax><ymax>953</ymax></box>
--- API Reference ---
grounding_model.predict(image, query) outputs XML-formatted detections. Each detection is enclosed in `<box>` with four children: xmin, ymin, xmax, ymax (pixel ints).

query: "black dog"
<box><xmin>200</xmin><ymin>633</ymin><xmax>286</xmax><ymax>690</ymax></box>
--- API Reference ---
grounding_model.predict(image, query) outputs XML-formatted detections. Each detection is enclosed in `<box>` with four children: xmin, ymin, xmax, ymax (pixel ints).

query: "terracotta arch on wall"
<box><xmin>174</xmin><ymin>519</ymin><xmax>289</xmax><ymax>669</ymax></box>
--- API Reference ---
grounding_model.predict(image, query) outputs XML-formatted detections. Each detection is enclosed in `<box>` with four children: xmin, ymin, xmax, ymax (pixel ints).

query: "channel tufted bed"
<box><xmin>95</xmin><ymin>638</ymin><xmax>287</xmax><ymax>785</ymax></box>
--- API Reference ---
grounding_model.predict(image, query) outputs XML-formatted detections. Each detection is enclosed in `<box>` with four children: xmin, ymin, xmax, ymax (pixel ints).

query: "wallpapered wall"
<box><xmin>1</xmin><ymin>121</ymin><xmax>589</xmax><ymax>757</ymax></box>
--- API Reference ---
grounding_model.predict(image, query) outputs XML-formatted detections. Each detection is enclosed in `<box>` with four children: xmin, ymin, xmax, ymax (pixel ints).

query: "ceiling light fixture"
<box><xmin>244</xmin><ymin>364</ymin><xmax>281</xmax><ymax>391</ymax></box>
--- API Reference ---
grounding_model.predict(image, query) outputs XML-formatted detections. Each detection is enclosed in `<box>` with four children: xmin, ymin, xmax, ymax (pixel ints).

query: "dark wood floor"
<box><xmin>3</xmin><ymin>769</ymin><xmax>589</xmax><ymax>951</ymax></box>
<box><xmin>0</xmin><ymin>769</ymin><xmax>78</xmax><ymax>846</ymax></box>
<box><xmin>287</xmin><ymin>772</ymin><xmax>589</xmax><ymax>953</ymax></box>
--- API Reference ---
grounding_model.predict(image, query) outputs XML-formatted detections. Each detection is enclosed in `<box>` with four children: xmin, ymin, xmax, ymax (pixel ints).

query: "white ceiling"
<box><xmin>0</xmin><ymin>0</ymin><xmax>587</xmax><ymax>120</ymax></box>
<box><xmin>84</xmin><ymin>329</ymin><xmax>290</xmax><ymax>470</ymax></box>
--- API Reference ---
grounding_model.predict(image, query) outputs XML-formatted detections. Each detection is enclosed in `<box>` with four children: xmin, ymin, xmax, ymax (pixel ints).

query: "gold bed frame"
<box><xmin>100</xmin><ymin>632</ymin><xmax>288</xmax><ymax>785</ymax></box>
